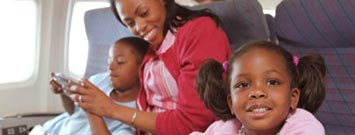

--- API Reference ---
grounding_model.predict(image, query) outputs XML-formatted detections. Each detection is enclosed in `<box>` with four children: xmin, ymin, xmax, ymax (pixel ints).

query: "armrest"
<box><xmin>0</xmin><ymin>112</ymin><xmax>61</xmax><ymax>135</ymax></box>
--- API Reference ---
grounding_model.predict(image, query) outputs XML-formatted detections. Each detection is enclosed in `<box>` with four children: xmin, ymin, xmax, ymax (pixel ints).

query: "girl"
<box><xmin>69</xmin><ymin>0</ymin><xmax>230</xmax><ymax>134</ymax></box>
<box><xmin>194</xmin><ymin>41</ymin><xmax>326</xmax><ymax>134</ymax></box>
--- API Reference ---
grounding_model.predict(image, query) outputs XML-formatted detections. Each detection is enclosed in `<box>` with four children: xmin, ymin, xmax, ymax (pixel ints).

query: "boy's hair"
<box><xmin>196</xmin><ymin>41</ymin><xmax>327</xmax><ymax>120</ymax></box>
<box><xmin>110</xmin><ymin>0</ymin><xmax>221</xmax><ymax>35</ymax></box>
<box><xmin>114</xmin><ymin>37</ymin><xmax>149</xmax><ymax>64</ymax></box>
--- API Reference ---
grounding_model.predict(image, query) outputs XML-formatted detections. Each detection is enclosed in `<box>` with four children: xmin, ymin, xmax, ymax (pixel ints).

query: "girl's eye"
<box><xmin>267</xmin><ymin>80</ymin><xmax>280</xmax><ymax>86</ymax></box>
<box><xmin>234</xmin><ymin>82</ymin><xmax>250</xmax><ymax>89</ymax></box>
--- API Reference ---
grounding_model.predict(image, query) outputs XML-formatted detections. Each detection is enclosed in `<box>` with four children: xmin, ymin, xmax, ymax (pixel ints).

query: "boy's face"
<box><xmin>108</xmin><ymin>42</ymin><xmax>140</xmax><ymax>92</ymax></box>
<box><xmin>227</xmin><ymin>48</ymin><xmax>299</xmax><ymax>134</ymax></box>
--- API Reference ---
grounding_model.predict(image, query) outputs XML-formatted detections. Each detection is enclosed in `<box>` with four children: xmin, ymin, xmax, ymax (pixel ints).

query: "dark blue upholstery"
<box><xmin>191</xmin><ymin>0</ymin><xmax>269</xmax><ymax>51</ymax></box>
<box><xmin>275</xmin><ymin>0</ymin><xmax>355</xmax><ymax>134</ymax></box>
<box><xmin>265</xmin><ymin>14</ymin><xmax>277</xmax><ymax>43</ymax></box>
<box><xmin>276</xmin><ymin>0</ymin><xmax>355</xmax><ymax>47</ymax></box>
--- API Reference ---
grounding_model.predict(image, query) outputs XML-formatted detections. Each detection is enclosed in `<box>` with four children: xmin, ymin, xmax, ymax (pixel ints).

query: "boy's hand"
<box><xmin>49</xmin><ymin>72</ymin><xmax>63</xmax><ymax>94</ymax></box>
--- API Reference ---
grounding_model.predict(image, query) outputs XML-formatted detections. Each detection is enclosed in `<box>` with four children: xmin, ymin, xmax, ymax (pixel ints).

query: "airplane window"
<box><xmin>0</xmin><ymin>0</ymin><xmax>37</xmax><ymax>84</ymax></box>
<box><xmin>263</xmin><ymin>9</ymin><xmax>275</xmax><ymax>17</ymax></box>
<box><xmin>258</xmin><ymin>0</ymin><xmax>282</xmax><ymax>16</ymax></box>
<box><xmin>68</xmin><ymin>1</ymin><xmax>109</xmax><ymax>77</ymax></box>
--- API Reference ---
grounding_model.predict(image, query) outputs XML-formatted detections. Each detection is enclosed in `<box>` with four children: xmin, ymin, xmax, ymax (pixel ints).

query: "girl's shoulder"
<box><xmin>280</xmin><ymin>109</ymin><xmax>325</xmax><ymax>135</ymax></box>
<box><xmin>190</xmin><ymin>119</ymin><xmax>240</xmax><ymax>135</ymax></box>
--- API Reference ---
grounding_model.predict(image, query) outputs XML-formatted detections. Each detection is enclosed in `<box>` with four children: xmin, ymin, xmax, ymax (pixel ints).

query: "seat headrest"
<box><xmin>84</xmin><ymin>7</ymin><xmax>133</xmax><ymax>78</ymax></box>
<box><xmin>275</xmin><ymin>0</ymin><xmax>355</xmax><ymax>48</ymax></box>
<box><xmin>191</xmin><ymin>0</ymin><xmax>270</xmax><ymax>50</ymax></box>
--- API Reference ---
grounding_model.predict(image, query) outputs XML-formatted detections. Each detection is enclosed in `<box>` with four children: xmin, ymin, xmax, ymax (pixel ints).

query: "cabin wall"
<box><xmin>0</xmin><ymin>0</ymin><xmax>70</xmax><ymax>117</ymax></box>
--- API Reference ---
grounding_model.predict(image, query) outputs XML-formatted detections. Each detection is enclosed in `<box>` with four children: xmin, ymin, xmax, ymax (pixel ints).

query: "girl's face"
<box><xmin>108</xmin><ymin>42</ymin><xmax>140</xmax><ymax>92</ymax></box>
<box><xmin>227</xmin><ymin>48</ymin><xmax>299</xmax><ymax>134</ymax></box>
<box><xmin>114</xmin><ymin>0</ymin><xmax>166</xmax><ymax>49</ymax></box>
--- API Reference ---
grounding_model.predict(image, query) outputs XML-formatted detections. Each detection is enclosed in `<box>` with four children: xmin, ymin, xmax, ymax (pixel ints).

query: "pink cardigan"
<box><xmin>137</xmin><ymin>17</ymin><xmax>231</xmax><ymax>134</ymax></box>
<box><xmin>190</xmin><ymin>108</ymin><xmax>325</xmax><ymax>135</ymax></box>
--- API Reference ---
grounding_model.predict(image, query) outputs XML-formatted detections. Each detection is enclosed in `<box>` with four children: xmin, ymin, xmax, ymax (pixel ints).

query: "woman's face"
<box><xmin>227</xmin><ymin>48</ymin><xmax>299</xmax><ymax>134</ymax></box>
<box><xmin>114</xmin><ymin>0</ymin><xmax>166</xmax><ymax>48</ymax></box>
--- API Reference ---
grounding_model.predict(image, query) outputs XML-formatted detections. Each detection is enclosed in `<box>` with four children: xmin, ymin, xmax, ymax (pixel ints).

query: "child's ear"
<box><xmin>290</xmin><ymin>88</ymin><xmax>300</xmax><ymax>111</ymax></box>
<box><xmin>227</xmin><ymin>94</ymin><xmax>234</xmax><ymax>115</ymax></box>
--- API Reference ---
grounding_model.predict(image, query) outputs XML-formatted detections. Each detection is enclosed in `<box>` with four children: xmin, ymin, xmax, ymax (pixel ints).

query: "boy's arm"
<box><xmin>60</xmin><ymin>93</ymin><xmax>75</xmax><ymax>115</ymax></box>
<box><xmin>87</xmin><ymin>112</ymin><xmax>111</xmax><ymax>135</ymax></box>
<box><xmin>49</xmin><ymin>72</ymin><xmax>75</xmax><ymax>115</ymax></box>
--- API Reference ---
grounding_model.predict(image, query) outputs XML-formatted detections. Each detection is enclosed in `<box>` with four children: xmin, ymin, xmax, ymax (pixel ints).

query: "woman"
<box><xmin>69</xmin><ymin>0</ymin><xmax>230</xmax><ymax>134</ymax></box>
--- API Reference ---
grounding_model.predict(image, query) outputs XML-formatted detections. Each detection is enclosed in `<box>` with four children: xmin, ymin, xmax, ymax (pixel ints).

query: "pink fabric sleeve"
<box><xmin>156</xmin><ymin>17</ymin><xmax>231</xmax><ymax>134</ymax></box>
<box><xmin>280</xmin><ymin>108</ymin><xmax>325</xmax><ymax>135</ymax></box>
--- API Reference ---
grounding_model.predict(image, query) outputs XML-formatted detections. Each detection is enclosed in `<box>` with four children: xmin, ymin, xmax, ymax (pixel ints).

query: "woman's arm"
<box><xmin>106</xmin><ymin>104</ymin><xmax>158</xmax><ymax>134</ymax></box>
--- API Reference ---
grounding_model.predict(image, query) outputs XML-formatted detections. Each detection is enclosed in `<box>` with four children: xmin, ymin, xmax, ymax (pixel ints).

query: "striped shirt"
<box><xmin>143</xmin><ymin>32</ymin><xmax>178</xmax><ymax>113</ymax></box>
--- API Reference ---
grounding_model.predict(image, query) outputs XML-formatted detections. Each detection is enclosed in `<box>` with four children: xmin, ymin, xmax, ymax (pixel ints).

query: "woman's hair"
<box><xmin>115</xmin><ymin>37</ymin><xmax>149</xmax><ymax>64</ymax></box>
<box><xmin>196</xmin><ymin>41</ymin><xmax>327</xmax><ymax>120</ymax></box>
<box><xmin>110</xmin><ymin>0</ymin><xmax>221</xmax><ymax>35</ymax></box>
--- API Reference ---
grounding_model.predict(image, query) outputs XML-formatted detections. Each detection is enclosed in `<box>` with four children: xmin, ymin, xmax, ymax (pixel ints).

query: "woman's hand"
<box><xmin>67</xmin><ymin>79</ymin><xmax>115</xmax><ymax>116</ymax></box>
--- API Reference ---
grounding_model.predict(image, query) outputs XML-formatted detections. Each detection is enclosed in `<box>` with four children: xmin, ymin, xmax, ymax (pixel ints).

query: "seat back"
<box><xmin>275</xmin><ymin>0</ymin><xmax>355</xmax><ymax>134</ymax></box>
<box><xmin>84</xmin><ymin>7</ymin><xmax>133</xmax><ymax>78</ymax></box>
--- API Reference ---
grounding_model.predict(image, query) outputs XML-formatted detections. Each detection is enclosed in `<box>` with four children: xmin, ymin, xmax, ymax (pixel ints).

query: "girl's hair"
<box><xmin>110</xmin><ymin>0</ymin><xmax>221</xmax><ymax>35</ymax></box>
<box><xmin>115</xmin><ymin>37</ymin><xmax>149</xmax><ymax>64</ymax></box>
<box><xmin>297</xmin><ymin>54</ymin><xmax>326</xmax><ymax>113</ymax></box>
<box><xmin>196</xmin><ymin>41</ymin><xmax>326</xmax><ymax>120</ymax></box>
<box><xmin>195</xmin><ymin>59</ymin><xmax>232</xmax><ymax>120</ymax></box>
